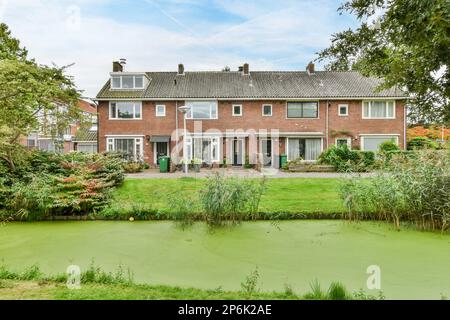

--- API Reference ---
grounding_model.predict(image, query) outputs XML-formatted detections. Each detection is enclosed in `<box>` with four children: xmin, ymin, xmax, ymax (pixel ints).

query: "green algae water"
<box><xmin>0</xmin><ymin>220</ymin><xmax>449</xmax><ymax>299</ymax></box>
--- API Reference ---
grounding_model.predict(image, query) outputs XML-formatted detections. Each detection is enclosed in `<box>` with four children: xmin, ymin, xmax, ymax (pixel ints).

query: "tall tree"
<box><xmin>317</xmin><ymin>0</ymin><xmax>449</xmax><ymax>124</ymax></box>
<box><xmin>0</xmin><ymin>23</ymin><xmax>82</xmax><ymax>170</ymax></box>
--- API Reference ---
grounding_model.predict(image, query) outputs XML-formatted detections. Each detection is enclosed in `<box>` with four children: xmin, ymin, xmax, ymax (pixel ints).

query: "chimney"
<box><xmin>243</xmin><ymin>63</ymin><xmax>249</xmax><ymax>75</ymax></box>
<box><xmin>113</xmin><ymin>61</ymin><xmax>123</xmax><ymax>72</ymax></box>
<box><xmin>178</xmin><ymin>63</ymin><xmax>185</xmax><ymax>75</ymax></box>
<box><xmin>306</xmin><ymin>62</ymin><xmax>315</xmax><ymax>75</ymax></box>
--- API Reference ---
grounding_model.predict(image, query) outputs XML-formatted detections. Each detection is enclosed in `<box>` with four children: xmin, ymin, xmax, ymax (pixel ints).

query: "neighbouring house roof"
<box><xmin>96</xmin><ymin>71</ymin><xmax>407</xmax><ymax>100</ymax></box>
<box><xmin>73</xmin><ymin>129</ymin><xmax>97</xmax><ymax>142</ymax></box>
<box><xmin>78</xmin><ymin>99</ymin><xmax>97</xmax><ymax>113</ymax></box>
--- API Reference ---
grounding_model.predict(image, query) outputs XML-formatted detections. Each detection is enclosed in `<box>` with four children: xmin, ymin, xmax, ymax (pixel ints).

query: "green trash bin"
<box><xmin>279</xmin><ymin>154</ymin><xmax>288</xmax><ymax>169</ymax></box>
<box><xmin>159</xmin><ymin>156</ymin><xmax>170</xmax><ymax>173</ymax></box>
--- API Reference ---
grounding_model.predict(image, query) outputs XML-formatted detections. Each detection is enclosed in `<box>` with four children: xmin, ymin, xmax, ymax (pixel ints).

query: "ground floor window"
<box><xmin>361</xmin><ymin>135</ymin><xmax>398</xmax><ymax>151</ymax></box>
<box><xmin>77</xmin><ymin>143</ymin><xmax>97</xmax><ymax>154</ymax></box>
<box><xmin>287</xmin><ymin>138</ymin><xmax>322</xmax><ymax>161</ymax></box>
<box><xmin>336</xmin><ymin>137</ymin><xmax>351</xmax><ymax>148</ymax></box>
<box><xmin>185</xmin><ymin>137</ymin><xmax>220</xmax><ymax>163</ymax></box>
<box><xmin>107</xmin><ymin>137</ymin><xmax>143</xmax><ymax>161</ymax></box>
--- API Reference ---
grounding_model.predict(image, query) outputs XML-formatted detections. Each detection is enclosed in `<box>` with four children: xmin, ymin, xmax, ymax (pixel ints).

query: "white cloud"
<box><xmin>1</xmin><ymin>0</ymin><xmax>352</xmax><ymax>97</ymax></box>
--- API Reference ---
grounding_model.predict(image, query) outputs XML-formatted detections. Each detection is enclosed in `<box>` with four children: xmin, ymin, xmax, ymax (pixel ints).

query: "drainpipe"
<box><xmin>403</xmin><ymin>101</ymin><xmax>407</xmax><ymax>150</ymax></box>
<box><xmin>175</xmin><ymin>101</ymin><xmax>179</xmax><ymax>161</ymax></box>
<box><xmin>326</xmin><ymin>100</ymin><xmax>329</xmax><ymax>149</ymax></box>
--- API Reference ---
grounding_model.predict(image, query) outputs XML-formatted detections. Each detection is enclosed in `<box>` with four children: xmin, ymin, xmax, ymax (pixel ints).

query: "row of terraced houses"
<box><xmin>95</xmin><ymin>62</ymin><xmax>408</xmax><ymax>168</ymax></box>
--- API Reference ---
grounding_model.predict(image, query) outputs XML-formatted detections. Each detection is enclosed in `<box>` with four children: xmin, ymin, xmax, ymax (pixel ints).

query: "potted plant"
<box><xmin>180</xmin><ymin>159</ymin><xmax>189</xmax><ymax>173</ymax></box>
<box><xmin>192</xmin><ymin>158</ymin><xmax>202</xmax><ymax>173</ymax></box>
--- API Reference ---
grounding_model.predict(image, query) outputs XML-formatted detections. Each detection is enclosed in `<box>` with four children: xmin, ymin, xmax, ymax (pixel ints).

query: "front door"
<box><xmin>232</xmin><ymin>139</ymin><xmax>243</xmax><ymax>166</ymax></box>
<box><xmin>156</xmin><ymin>142</ymin><xmax>168</xmax><ymax>165</ymax></box>
<box><xmin>261</xmin><ymin>139</ymin><xmax>272</xmax><ymax>167</ymax></box>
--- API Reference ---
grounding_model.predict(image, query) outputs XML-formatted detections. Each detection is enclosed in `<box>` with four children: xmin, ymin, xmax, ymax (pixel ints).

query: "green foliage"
<box><xmin>378</xmin><ymin>141</ymin><xmax>400</xmax><ymax>153</ymax></box>
<box><xmin>0</xmin><ymin>23</ymin><xmax>84</xmax><ymax>170</ymax></box>
<box><xmin>122</xmin><ymin>161</ymin><xmax>144</xmax><ymax>173</ymax></box>
<box><xmin>0</xmin><ymin>151</ymin><xmax>125</xmax><ymax>219</ymax></box>
<box><xmin>407</xmin><ymin>136</ymin><xmax>438</xmax><ymax>150</ymax></box>
<box><xmin>199</xmin><ymin>173</ymin><xmax>266</xmax><ymax>226</ymax></box>
<box><xmin>166</xmin><ymin>192</ymin><xmax>198</xmax><ymax>228</ymax></box>
<box><xmin>240</xmin><ymin>267</ymin><xmax>260</xmax><ymax>295</ymax></box>
<box><xmin>327</xmin><ymin>281</ymin><xmax>349</xmax><ymax>300</ymax></box>
<box><xmin>318</xmin><ymin>145</ymin><xmax>375</xmax><ymax>172</ymax></box>
<box><xmin>317</xmin><ymin>0</ymin><xmax>450</xmax><ymax>123</ymax></box>
<box><xmin>340</xmin><ymin>150</ymin><xmax>450</xmax><ymax>231</ymax></box>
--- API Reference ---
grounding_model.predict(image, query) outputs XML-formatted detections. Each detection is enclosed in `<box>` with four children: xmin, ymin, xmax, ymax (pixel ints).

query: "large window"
<box><xmin>361</xmin><ymin>135</ymin><xmax>398</xmax><ymax>151</ymax></box>
<box><xmin>287</xmin><ymin>138</ymin><xmax>322</xmax><ymax>161</ymax></box>
<box><xmin>110</xmin><ymin>74</ymin><xmax>145</xmax><ymax>90</ymax></box>
<box><xmin>185</xmin><ymin>137</ymin><xmax>220</xmax><ymax>163</ymax></box>
<box><xmin>186</xmin><ymin>101</ymin><xmax>218</xmax><ymax>119</ymax></box>
<box><xmin>287</xmin><ymin>102</ymin><xmax>319</xmax><ymax>118</ymax></box>
<box><xmin>109</xmin><ymin>102</ymin><xmax>142</xmax><ymax>119</ymax></box>
<box><xmin>363</xmin><ymin>101</ymin><xmax>395</xmax><ymax>119</ymax></box>
<box><xmin>107</xmin><ymin>137</ymin><xmax>143</xmax><ymax>161</ymax></box>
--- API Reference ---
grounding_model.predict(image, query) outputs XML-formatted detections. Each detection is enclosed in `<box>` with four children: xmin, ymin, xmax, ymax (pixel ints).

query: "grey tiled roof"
<box><xmin>73</xmin><ymin>129</ymin><xmax>97</xmax><ymax>142</ymax></box>
<box><xmin>96</xmin><ymin>71</ymin><xmax>407</xmax><ymax>100</ymax></box>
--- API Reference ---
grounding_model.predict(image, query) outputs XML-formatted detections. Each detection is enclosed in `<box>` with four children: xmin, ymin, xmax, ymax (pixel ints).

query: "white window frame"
<box><xmin>185</xmin><ymin>136</ymin><xmax>220</xmax><ymax>163</ymax></box>
<box><xmin>232</xmin><ymin>104</ymin><xmax>242</xmax><ymax>116</ymax></box>
<box><xmin>362</xmin><ymin>100</ymin><xmax>396</xmax><ymax>119</ymax></box>
<box><xmin>338</xmin><ymin>104</ymin><xmax>349</xmax><ymax>116</ymax></box>
<box><xmin>262</xmin><ymin>104</ymin><xmax>272</xmax><ymax>117</ymax></box>
<box><xmin>360</xmin><ymin>134</ymin><xmax>399</xmax><ymax>151</ymax></box>
<box><xmin>110</xmin><ymin>74</ymin><xmax>145</xmax><ymax>90</ymax></box>
<box><xmin>106</xmin><ymin>136</ymin><xmax>144</xmax><ymax>161</ymax></box>
<box><xmin>335</xmin><ymin>137</ymin><xmax>352</xmax><ymax>148</ymax></box>
<box><xmin>185</xmin><ymin>101</ymin><xmax>218</xmax><ymax>120</ymax></box>
<box><xmin>156</xmin><ymin>104</ymin><xmax>166</xmax><ymax>117</ymax></box>
<box><xmin>109</xmin><ymin>101</ymin><xmax>142</xmax><ymax>120</ymax></box>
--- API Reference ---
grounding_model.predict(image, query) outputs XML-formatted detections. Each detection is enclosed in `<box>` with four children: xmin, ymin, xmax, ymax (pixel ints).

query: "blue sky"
<box><xmin>1</xmin><ymin>0</ymin><xmax>358</xmax><ymax>97</ymax></box>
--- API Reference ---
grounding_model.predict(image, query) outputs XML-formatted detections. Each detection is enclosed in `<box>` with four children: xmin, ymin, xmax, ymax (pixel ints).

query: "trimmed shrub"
<box><xmin>407</xmin><ymin>136</ymin><xmax>438</xmax><ymax>150</ymax></box>
<box><xmin>318</xmin><ymin>145</ymin><xmax>374</xmax><ymax>172</ymax></box>
<box><xmin>378</xmin><ymin>140</ymin><xmax>400</xmax><ymax>153</ymax></box>
<box><xmin>123</xmin><ymin>161</ymin><xmax>144</xmax><ymax>173</ymax></box>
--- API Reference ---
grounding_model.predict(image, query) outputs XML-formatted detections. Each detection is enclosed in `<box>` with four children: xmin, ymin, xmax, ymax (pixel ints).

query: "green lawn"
<box><xmin>113</xmin><ymin>178</ymin><xmax>345</xmax><ymax>215</ymax></box>
<box><xmin>1</xmin><ymin>221</ymin><xmax>449</xmax><ymax>299</ymax></box>
<box><xmin>0</xmin><ymin>280</ymin><xmax>301</xmax><ymax>300</ymax></box>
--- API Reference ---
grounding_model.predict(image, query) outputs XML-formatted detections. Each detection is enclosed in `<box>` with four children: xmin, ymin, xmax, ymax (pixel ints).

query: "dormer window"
<box><xmin>110</xmin><ymin>74</ymin><xmax>145</xmax><ymax>90</ymax></box>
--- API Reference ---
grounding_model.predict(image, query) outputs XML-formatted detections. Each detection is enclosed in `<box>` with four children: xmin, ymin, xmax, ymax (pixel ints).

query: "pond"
<box><xmin>0</xmin><ymin>220</ymin><xmax>449</xmax><ymax>299</ymax></box>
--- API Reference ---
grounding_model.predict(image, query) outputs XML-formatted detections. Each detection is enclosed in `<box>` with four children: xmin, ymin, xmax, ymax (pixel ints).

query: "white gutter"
<box><xmin>95</xmin><ymin>97</ymin><xmax>409</xmax><ymax>102</ymax></box>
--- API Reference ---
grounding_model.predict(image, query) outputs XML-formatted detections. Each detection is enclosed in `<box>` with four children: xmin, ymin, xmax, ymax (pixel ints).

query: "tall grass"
<box><xmin>340</xmin><ymin>150</ymin><xmax>450</xmax><ymax>231</ymax></box>
<box><xmin>199</xmin><ymin>173</ymin><xmax>266</xmax><ymax>226</ymax></box>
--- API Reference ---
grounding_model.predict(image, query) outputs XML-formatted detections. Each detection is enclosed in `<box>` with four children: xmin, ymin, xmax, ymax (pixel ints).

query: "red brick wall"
<box><xmin>327</xmin><ymin>99</ymin><xmax>406</xmax><ymax>149</ymax></box>
<box><xmin>98</xmin><ymin>99</ymin><xmax>407</xmax><ymax>163</ymax></box>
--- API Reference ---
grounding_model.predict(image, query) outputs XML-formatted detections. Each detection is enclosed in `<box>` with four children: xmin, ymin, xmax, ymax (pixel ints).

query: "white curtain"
<box><xmin>288</xmin><ymin>139</ymin><xmax>300</xmax><ymax>160</ymax></box>
<box><xmin>305</xmin><ymin>139</ymin><xmax>321</xmax><ymax>161</ymax></box>
<box><xmin>371</xmin><ymin>101</ymin><xmax>387</xmax><ymax>118</ymax></box>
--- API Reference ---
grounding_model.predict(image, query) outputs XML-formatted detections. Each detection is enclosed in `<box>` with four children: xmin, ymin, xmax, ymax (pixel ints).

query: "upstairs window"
<box><xmin>186</xmin><ymin>101</ymin><xmax>218</xmax><ymax>120</ymax></box>
<box><xmin>363</xmin><ymin>101</ymin><xmax>395</xmax><ymax>119</ymax></box>
<box><xmin>109</xmin><ymin>102</ymin><xmax>142</xmax><ymax>119</ymax></box>
<box><xmin>287</xmin><ymin>102</ymin><xmax>319</xmax><ymax>118</ymax></box>
<box><xmin>338</xmin><ymin>104</ymin><xmax>348</xmax><ymax>116</ymax></box>
<box><xmin>232</xmin><ymin>104</ymin><xmax>242</xmax><ymax>116</ymax></box>
<box><xmin>156</xmin><ymin>105</ymin><xmax>166</xmax><ymax>117</ymax></box>
<box><xmin>111</xmin><ymin>74</ymin><xmax>145</xmax><ymax>90</ymax></box>
<box><xmin>262</xmin><ymin>104</ymin><xmax>272</xmax><ymax>116</ymax></box>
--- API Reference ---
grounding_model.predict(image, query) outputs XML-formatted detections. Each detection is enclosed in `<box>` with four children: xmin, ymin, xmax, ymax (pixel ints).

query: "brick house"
<box><xmin>25</xmin><ymin>99</ymin><xmax>98</xmax><ymax>154</ymax></box>
<box><xmin>96</xmin><ymin>62</ymin><xmax>407</xmax><ymax>168</ymax></box>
